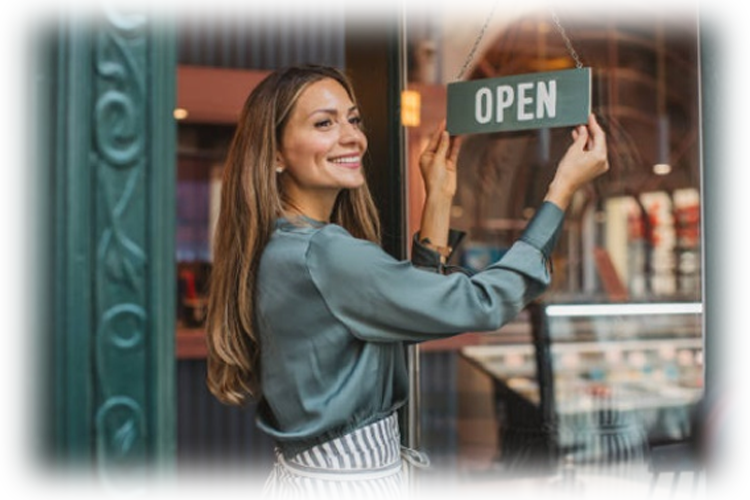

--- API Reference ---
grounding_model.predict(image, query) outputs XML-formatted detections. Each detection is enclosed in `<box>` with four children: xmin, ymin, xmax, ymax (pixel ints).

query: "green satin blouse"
<box><xmin>254</xmin><ymin>202</ymin><xmax>564</xmax><ymax>457</ymax></box>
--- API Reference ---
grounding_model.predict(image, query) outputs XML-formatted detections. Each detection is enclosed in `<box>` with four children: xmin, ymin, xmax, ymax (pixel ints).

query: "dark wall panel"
<box><xmin>420</xmin><ymin>351</ymin><xmax>459</xmax><ymax>470</ymax></box>
<box><xmin>177</xmin><ymin>0</ymin><xmax>344</xmax><ymax>69</ymax></box>
<box><xmin>344</xmin><ymin>17</ymin><xmax>406</xmax><ymax>259</ymax></box>
<box><xmin>177</xmin><ymin>360</ymin><xmax>273</xmax><ymax>500</ymax></box>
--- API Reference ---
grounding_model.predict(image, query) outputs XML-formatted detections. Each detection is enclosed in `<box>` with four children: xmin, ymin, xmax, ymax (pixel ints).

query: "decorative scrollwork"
<box><xmin>92</xmin><ymin>11</ymin><xmax>151</xmax><ymax>476</ymax></box>
<box><xmin>98</xmin><ymin>303</ymin><xmax>146</xmax><ymax>350</ymax></box>
<box><xmin>96</xmin><ymin>163</ymin><xmax>146</xmax><ymax>291</ymax></box>
<box><xmin>95</xmin><ymin>398</ymin><xmax>147</xmax><ymax>493</ymax></box>
<box><xmin>94</xmin><ymin>89</ymin><xmax>144</xmax><ymax>168</ymax></box>
<box><xmin>102</xmin><ymin>4</ymin><xmax>147</xmax><ymax>35</ymax></box>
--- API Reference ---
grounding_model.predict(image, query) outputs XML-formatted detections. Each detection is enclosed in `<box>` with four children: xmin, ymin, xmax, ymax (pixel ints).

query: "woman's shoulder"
<box><xmin>271</xmin><ymin>218</ymin><xmax>384</xmax><ymax>271</ymax></box>
<box><xmin>308</xmin><ymin>223</ymin><xmax>360</xmax><ymax>251</ymax></box>
<box><xmin>306</xmin><ymin>224</ymin><xmax>387</xmax><ymax>272</ymax></box>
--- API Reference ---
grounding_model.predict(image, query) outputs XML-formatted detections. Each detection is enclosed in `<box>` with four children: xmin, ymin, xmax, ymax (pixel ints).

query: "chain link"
<box><xmin>550</xmin><ymin>9</ymin><xmax>584</xmax><ymax>69</ymax></box>
<box><xmin>455</xmin><ymin>1</ymin><xmax>499</xmax><ymax>81</ymax></box>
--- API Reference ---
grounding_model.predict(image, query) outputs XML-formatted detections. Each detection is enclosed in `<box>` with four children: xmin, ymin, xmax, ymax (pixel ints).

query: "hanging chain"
<box><xmin>455</xmin><ymin>4</ymin><xmax>584</xmax><ymax>80</ymax></box>
<box><xmin>455</xmin><ymin>1</ymin><xmax>500</xmax><ymax>81</ymax></box>
<box><xmin>550</xmin><ymin>9</ymin><xmax>584</xmax><ymax>69</ymax></box>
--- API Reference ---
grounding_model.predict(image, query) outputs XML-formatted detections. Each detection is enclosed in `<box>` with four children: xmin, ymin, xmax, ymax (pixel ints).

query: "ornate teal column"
<box><xmin>42</xmin><ymin>12</ymin><xmax>176</xmax><ymax>484</ymax></box>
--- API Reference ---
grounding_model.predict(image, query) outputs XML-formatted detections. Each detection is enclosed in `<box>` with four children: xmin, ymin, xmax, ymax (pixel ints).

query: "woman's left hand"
<box><xmin>544</xmin><ymin>114</ymin><xmax>610</xmax><ymax>210</ymax></box>
<box><xmin>419</xmin><ymin>121</ymin><xmax>463</xmax><ymax>200</ymax></box>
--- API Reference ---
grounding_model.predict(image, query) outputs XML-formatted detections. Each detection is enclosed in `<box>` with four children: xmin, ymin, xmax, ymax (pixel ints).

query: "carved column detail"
<box><xmin>44</xmin><ymin>11</ymin><xmax>176</xmax><ymax>482</ymax></box>
<box><xmin>91</xmin><ymin>0</ymin><xmax>153</xmax><ymax>500</ymax></box>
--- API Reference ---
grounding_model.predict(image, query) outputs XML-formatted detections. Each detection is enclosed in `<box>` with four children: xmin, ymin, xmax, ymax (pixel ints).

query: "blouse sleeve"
<box><xmin>410</xmin><ymin>229</ymin><xmax>467</xmax><ymax>273</ymax></box>
<box><xmin>306</xmin><ymin>202</ymin><xmax>564</xmax><ymax>343</ymax></box>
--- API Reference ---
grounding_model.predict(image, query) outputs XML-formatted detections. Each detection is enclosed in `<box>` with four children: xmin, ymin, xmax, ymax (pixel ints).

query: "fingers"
<box><xmin>571</xmin><ymin>125</ymin><xmax>584</xmax><ymax>141</ymax></box>
<box><xmin>425</xmin><ymin>120</ymin><xmax>446</xmax><ymax>153</ymax></box>
<box><xmin>586</xmin><ymin>114</ymin><xmax>606</xmax><ymax>152</ymax></box>
<box><xmin>435</xmin><ymin>131</ymin><xmax>451</xmax><ymax>160</ymax></box>
<box><xmin>448</xmin><ymin>135</ymin><xmax>463</xmax><ymax>164</ymax></box>
<box><xmin>572</xmin><ymin>124</ymin><xmax>589</xmax><ymax>149</ymax></box>
<box><xmin>423</xmin><ymin>119</ymin><xmax>462</xmax><ymax>166</ymax></box>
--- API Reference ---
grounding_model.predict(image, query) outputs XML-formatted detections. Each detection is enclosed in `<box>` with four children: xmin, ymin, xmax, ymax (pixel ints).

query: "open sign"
<box><xmin>446</xmin><ymin>68</ymin><xmax>591</xmax><ymax>135</ymax></box>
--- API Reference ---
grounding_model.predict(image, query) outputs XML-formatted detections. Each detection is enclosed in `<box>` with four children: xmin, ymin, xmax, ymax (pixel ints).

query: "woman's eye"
<box><xmin>314</xmin><ymin>119</ymin><xmax>333</xmax><ymax>128</ymax></box>
<box><xmin>349</xmin><ymin>116</ymin><xmax>363</xmax><ymax>127</ymax></box>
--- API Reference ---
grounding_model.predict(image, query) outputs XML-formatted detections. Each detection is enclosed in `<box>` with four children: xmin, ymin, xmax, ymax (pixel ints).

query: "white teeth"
<box><xmin>330</xmin><ymin>156</ymin><xmax>359</xmax><ymax>164</ymax></box>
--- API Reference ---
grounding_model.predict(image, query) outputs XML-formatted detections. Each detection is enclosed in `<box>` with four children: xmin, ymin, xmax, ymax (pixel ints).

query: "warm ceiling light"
<box><xmin>173</xmin><ymin>108</ymin><xmax>189</xmax><ymax>120</ymax></box>
<box><xmin>401</xmin><ymin>90</ymin><xmax>421</xmax><ymax>127</ymax></box>
<box><xmin>653</xmin><ymin>163</ymin><xmax>671</xmax><ymax>176</ymax></box>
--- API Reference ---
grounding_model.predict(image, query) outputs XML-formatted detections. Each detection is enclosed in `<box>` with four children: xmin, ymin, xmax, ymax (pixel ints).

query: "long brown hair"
<box><xmin>206</xmin><ymin>66</ymin><xmax>381</xmax><ymax>405</ymax></box>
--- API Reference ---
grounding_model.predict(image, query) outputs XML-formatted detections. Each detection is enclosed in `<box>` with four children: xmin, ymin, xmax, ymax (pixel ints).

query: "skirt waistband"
<box><xmin>263</xmin><ymin>414</ymin><xmax>432</xmax><ymax>498</ymax></box>
<box><xmin>284</xmin><ymin>413</ymin><xmax>402</xmax><ymax>471</ymax></box>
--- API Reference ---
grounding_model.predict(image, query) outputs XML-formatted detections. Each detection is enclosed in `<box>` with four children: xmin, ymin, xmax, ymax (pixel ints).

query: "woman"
<box><xmin>206</xmin><ymin>65</ymin><xmax>609</xmax><ymax>498</ymax></box>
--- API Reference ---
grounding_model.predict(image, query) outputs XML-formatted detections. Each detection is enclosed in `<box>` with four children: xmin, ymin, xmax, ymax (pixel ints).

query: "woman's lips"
<box><xmin>328</xmin><ymin>155</ymin><xmax>361</xmax><ymax>169</ymax></box>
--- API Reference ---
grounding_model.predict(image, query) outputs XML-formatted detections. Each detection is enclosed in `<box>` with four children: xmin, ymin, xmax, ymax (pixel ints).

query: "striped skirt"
<box><xmin>262</xmin><ymin>413</ymin><xmax>422</xmax><ymax>499</ymax></box>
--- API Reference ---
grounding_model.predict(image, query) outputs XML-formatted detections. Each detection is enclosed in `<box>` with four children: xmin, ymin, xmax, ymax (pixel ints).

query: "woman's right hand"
<box><xmin>419</xmin><ymin>121</ymin><xmax>462</xmax><ymax>201</ymax></box>
<box><xmin>544</xmin><ymin>114</ymin><xmax>610</xmax><ymax>210</ymax></box>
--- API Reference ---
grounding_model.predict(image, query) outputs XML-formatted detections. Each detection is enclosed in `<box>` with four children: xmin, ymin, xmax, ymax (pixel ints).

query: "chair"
<box><xmin>646</xmin><ymin>442</ymin><xmax>701</xmax><ymax>500</ymax></box>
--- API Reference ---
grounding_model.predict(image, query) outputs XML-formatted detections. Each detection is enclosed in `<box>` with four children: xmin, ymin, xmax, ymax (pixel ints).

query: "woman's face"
<box><xmin>276</xmin><ymin>78</ymin><xmax>368</xmax><ymax>213</ymax></box>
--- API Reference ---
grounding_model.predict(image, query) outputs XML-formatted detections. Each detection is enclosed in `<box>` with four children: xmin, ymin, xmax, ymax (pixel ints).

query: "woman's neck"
<box><xmin>281</xmin><ymin>193</ymin><xmax>338</xmax><ymax>223</ymax></box>
<box><xmin>283</xmin><ymin>203</ymin><xmax>333</xmax><ymax>223</ymax></box>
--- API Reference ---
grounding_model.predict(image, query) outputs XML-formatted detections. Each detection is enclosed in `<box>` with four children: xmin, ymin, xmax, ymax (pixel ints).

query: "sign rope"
<box><xmin>455</xmin><ymin>4</ymin><xmax>586</xmax><ymax>81</ymax></box>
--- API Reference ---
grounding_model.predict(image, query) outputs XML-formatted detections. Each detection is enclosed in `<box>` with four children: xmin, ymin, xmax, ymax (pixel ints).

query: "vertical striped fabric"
<box><xmin>262</xmin><ymin>414</ymin><xmax>406</xmax><ymax>499</ymax></box>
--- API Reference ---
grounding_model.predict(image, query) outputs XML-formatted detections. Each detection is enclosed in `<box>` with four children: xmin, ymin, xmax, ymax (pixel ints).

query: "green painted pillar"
<box><xmin>699</xmin><ymin>0</ymin><xmax>750</xmax><ymax>500</ymax></box>
<box><xmin>39</xmin><ymin>12</ymin><xmax>177</xmax><ymax>483</ymax></box>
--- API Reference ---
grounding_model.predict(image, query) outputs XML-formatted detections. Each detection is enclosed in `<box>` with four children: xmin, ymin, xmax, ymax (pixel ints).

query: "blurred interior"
<box><xmin>407</xmin><ymin>5</ymin><xmax>703</xmax><ymax>493</ymax></box>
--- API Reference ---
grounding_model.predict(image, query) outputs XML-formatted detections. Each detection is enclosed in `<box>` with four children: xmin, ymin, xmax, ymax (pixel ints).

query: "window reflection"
<box><xmin>409</xmin><ymin>4</ymin><xmax>703</xmax><ymax>491</ymax></box>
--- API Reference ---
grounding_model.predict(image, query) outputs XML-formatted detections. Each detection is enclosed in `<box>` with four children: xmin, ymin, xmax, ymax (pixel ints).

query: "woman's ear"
<box><xmin>275</xmin><ymin>153</ymin><xmax>285</xmax><ymax>174</ymax></box>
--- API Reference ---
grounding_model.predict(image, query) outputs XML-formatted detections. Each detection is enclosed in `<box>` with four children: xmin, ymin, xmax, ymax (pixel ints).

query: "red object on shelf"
<box><xmin>179</xmin><ymin>269</ymin><xmax>198</xmax><ymax>300</ymax></box>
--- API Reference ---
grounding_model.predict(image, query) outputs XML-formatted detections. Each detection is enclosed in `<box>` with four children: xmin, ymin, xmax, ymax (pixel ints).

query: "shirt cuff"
<box><xmin>519</xmin><ymin>201</ymin><xmax>565</xmax><ymax>259</ymax></box>
<box><xmin>411</xmin><ymin>229</ymin><xmax>466</xmax><ymax>271</ymax></box>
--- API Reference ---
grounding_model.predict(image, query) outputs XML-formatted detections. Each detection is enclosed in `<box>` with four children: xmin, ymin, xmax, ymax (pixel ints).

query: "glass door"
<box><xmin>404</xmin><ymin>3</ymin><xmax>704</xmax><ymax>495</ymax></box>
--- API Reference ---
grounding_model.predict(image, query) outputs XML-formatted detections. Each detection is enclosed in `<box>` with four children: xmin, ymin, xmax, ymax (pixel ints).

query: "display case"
<box><xmin>461</xmin><ymin>301</ymin><xmax>704</xmax><ymax>476</ymax></box>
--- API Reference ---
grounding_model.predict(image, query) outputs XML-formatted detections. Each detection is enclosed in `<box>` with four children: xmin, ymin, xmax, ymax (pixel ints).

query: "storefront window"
<box><xmin>407</xmin><ymin>4</ymin><xmax>703</xmax><ymax>493</ymax></box>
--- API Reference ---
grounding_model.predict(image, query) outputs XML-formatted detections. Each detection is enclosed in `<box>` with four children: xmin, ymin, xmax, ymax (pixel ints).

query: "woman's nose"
<box><xmin>340</xmin><ymin>122</ymin><xmax>366</xmax><ymax>146</ymax></box>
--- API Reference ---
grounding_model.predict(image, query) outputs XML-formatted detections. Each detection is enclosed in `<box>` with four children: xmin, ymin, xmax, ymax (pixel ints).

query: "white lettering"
<box><xmin>475</xmin><ymin>87</ymin><xmax>492</xmax><ymax>124</ymax></box>
<box><xmin>471</xmin><ymin>78</ymin><xmax>561</xmax><ymax>126</ymax></box>
<box><xmin>496</xmin><ymin>85</ymin><xmax>514</xmax><ymax>123</ymax></box>
<box><xmin>537</xmin><ymin>80</ymin><xmax>557</xmax><ymax>118</ymax></box>
<box><xmin>517</xmin><ymin>83</ymin><xmax>534</xmax><ymax>120</ymax></box>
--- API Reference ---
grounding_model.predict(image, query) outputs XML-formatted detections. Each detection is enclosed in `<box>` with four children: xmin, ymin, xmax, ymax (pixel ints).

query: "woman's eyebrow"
<box><xmin>308</xmin><ymin>106</ymin><xmax>360</xmax><ymax>118</ymax></box>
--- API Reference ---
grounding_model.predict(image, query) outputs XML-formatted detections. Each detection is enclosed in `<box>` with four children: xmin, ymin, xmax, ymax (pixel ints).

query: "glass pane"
<box><xmin>407</xmin><ymin>3</ymin><xmax>703</xmax><ymax>494</ymax></box>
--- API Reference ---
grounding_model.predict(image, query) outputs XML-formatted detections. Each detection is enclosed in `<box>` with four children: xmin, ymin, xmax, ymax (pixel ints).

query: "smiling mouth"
<box><xmin>328</xmin><ymin>155</ymin><xmax>361</xmax><ymax>169</ymax></box>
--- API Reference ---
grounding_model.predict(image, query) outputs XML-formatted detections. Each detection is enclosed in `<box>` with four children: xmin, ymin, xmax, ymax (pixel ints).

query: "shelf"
<box><xmin>177</xmin><ymin>65</ymin><xmax>271</xmax><ymax>124</ymax></box>
<box><xmin>462</xmin><ymin>337</ymin><xmax>701</xmax><ymax>360</ymax></box>
<box><xmin>176</xmin><ymin>327</ymin><xmax>207</xmax><ymax>359</ymax></box>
